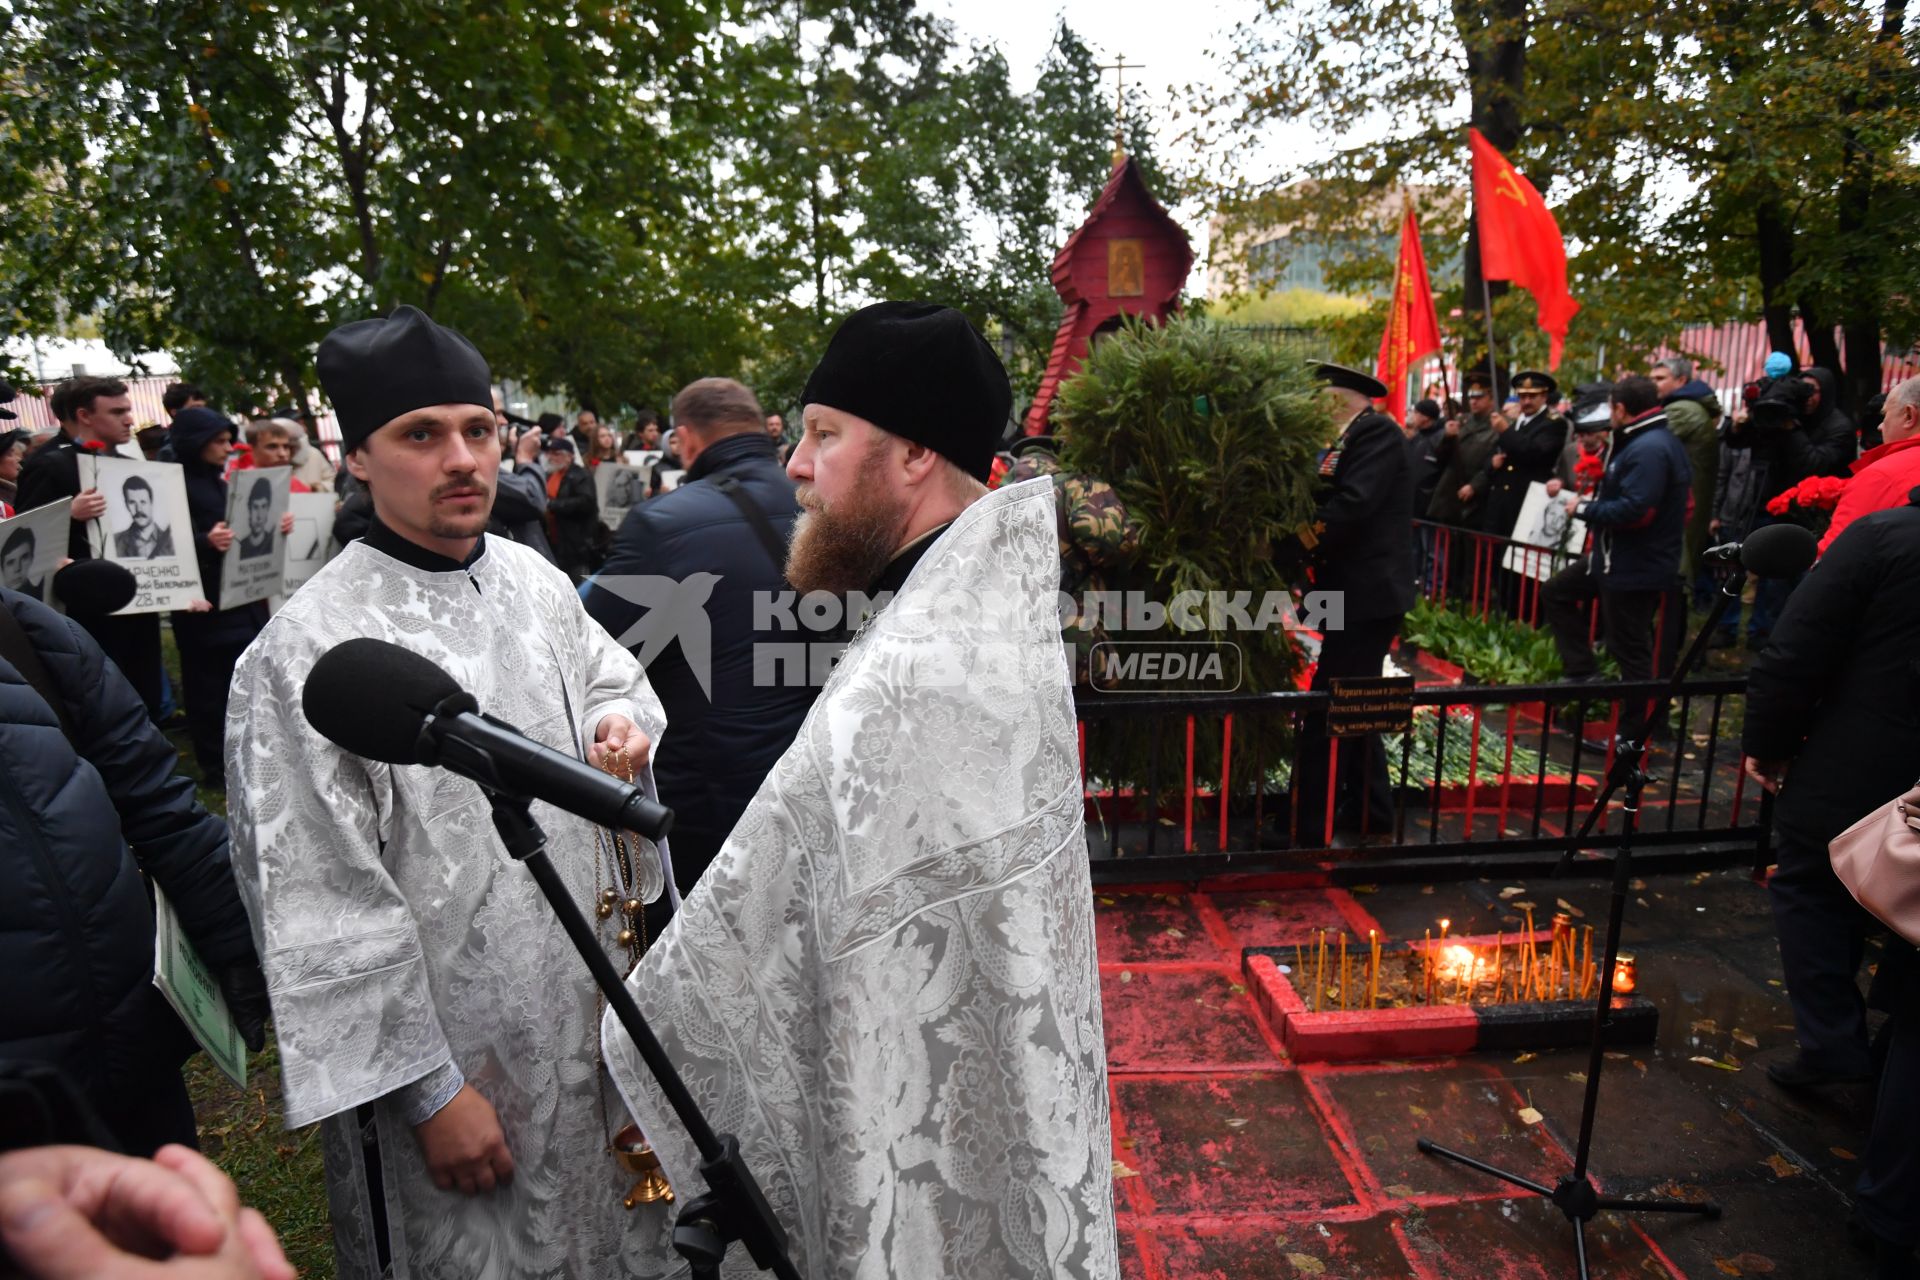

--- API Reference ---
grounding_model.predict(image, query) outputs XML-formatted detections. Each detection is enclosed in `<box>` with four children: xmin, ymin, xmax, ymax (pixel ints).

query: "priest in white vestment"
<box><xmin>603</xmin><ymin>302</ymin><xmax>1118</xmax><ymax>1279</ymax></box>
<box><xmin>227</xmin><ymin>306</ymin><xmax>674</xmax><ymax>1279</ymax></box>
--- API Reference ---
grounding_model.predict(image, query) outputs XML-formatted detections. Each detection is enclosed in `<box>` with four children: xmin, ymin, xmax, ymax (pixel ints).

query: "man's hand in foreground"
<box><xmin>0</xmin><ymin>1143</ymin><xmax>294</xmax><ymax>1278</ymax></box>
<box><xmin>414</xmin><ymin>1084</ymin><xmax>516</xmax><ymax>1196</ymax></box>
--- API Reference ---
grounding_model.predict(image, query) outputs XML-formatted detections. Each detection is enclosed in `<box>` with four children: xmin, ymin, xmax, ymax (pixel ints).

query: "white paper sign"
<box><xmin>624</xmin><ymin>449</ymin><xmax>663</xmax><ymax>470</ymax></box>
<box><xmin>1502</xmin><ymin>481</ymin><xmax>1590</xmax><ymax>582</ymax></box>
<box><xmin>0</xmin><ymin>498</ymin><xmax>72</xmax><ymax>605</ymax></box>
<box><xmin>219</xmin><ymin>467</ymin><xmax>291</xmax><ymax>608</ymax></box>
<box><xmin>282</xmin><ymin>491</ymin><xmax>336</xmax><ymax>596</ymax></box>
<box><xmin>78</xmin><ymin>454</ymin><xmax>205</xmax><ymax>613</ymax></box>
<box><xmin>594</xmin><ymin>463</ymin><xmax>647</xmax><ymax>532</ymax></box>
<box><xmin>657</xmin><ymin>469</ymin><xmax>686</xmax><ymax>493</ymax></box>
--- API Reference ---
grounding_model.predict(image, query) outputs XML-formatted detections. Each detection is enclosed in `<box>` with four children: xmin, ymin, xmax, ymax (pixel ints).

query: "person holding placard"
<box><xmin>168</xmin><ymin>409</ymin><xmax>290</xmax><ymax>788</ymax></box>
<box><xmin>15</xmin><ymin>376</ymin><xmax>166</xmax><ymax>720</ymax></box>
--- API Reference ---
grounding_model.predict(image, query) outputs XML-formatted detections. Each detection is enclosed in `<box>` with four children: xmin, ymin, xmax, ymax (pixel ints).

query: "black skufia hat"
<box><xmin>316</xmin><ymin>305</ymin><xmax>492</xmax><ymax>452</ymax></box>
<box><xmin>800</xmin><ymin>301</ymin><xmax>1012</xmax><ymax>482</ymax></box>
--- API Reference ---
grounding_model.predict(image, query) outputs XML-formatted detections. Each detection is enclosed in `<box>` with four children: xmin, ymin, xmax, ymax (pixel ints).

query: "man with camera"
<box><xmin>1725</xmin><ymin>366</ymin><xmax>1857</xmax><ymax>645</ymax></box>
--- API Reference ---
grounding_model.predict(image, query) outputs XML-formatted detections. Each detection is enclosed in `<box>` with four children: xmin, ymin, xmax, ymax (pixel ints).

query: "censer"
<box><xmin>613</xmin><ymin>1123</ymin><xmax>674</xmax><ymax>1208</ymax></box>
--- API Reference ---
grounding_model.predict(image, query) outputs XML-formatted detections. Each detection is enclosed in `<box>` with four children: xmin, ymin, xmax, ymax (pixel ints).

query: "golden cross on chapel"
<box><xmin>1097</xmin><ymin>54</ymin><xmax>1144</xmax><ymax>164</ymax></box>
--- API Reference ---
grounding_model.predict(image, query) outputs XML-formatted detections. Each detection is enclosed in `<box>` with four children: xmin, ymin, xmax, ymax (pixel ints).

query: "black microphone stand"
<box><xmin>1416</xmin><ymin>573</ymin><xmax>1741</xmax><ymax>1277</ymax></box>
<box><xmin>485</xmin><ymin>791</ymin><xmax>802</xmax><ymax>1280</ymax></box>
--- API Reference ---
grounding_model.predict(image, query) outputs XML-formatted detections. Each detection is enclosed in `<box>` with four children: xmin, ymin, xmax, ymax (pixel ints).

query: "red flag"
<box><xmin>1470</xmin><ymin>128</ymin><xmax>1579</xmax><ymax>369</ymax></box>
<box><xmin>1374</xmin><ymin>203</ymin><xmax>1444</xmax><ymax>424</ymax></box>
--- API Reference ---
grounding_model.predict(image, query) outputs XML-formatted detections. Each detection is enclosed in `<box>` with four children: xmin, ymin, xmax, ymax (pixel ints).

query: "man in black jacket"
<box><xmin>1478</xmin><ymin>370</ymin><xmax>1569</xmax><ymax>541</ymax></box>
<box><xmin>0</xmin><ymin>583</ymin><xmax>268</xmax><ymax>1156</ymax></box>
<box><xmin>585</xmin><ymin>377</ymin><xmax>815</xmax><ymax>926</ymax></box>
<box><xmin>1290</xmin><ymin>362</ymin><xmax>1414</xmax><ymax>844</ymax></box>
<box><xmin>13</xmin><ymin>376</ymin><xmax>166</xmax><ymax>721</ymax></box>
<box><xmin>1743</xmin><ymin>496</ymin><xmax>1920</xmax><ymax>1271</ymax></box>
<box><xmin>539</xmin><ymin>435</ymin><xmax>598</xmax><ymax>579</ymax></box>
<box><xmin>1744</xmin><ymin>494</ymin><xmax>1920</xmax><ymax>1090</ymax></box>
<box><xmin>1542</xmin><ymin>376</ymin><xmax>1691</xmax><ymax>739</ymax></box>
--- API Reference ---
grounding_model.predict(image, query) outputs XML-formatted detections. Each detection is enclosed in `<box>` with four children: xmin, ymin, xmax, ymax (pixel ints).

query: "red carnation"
<box><xmin>77</xmin><ymin>439</ymin><xmax>109</xmax><ymax>453</ymax></box>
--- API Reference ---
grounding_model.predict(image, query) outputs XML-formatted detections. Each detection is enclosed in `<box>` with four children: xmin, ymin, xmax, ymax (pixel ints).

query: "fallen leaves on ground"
<box><xmin>1556</xmin><ymin>898</ymin><xmax>1585</xmax><ymax>917</ymax></box>
<box><xmin>1762</xmin><ymin>1153</ymin><xmax>1801</xmax><ymax>1179</ymax></box>
<box><xmin>1286</xmin><ymin>1254</ymin><xmax>1326</xmax><ymax>1274</ymax></box>
<box><xmin>1690</xmin><ymin>1055</ymin><xmax>1742</xmax><ymax>1071</ymax></box>
<box><xmin>1518</xmin><ymin>1106</ymin><xmax>1544</xmax><ymax>1125</ymax></box>
<box><xmin>1112</xmin><ymin>1159</ymin><xmax>1139</xmax><ymax>1179</ymax></box>
<box><xmin>1513</xmin><ymin>1051</ymin><xmax>1537</xmax><ymax>1064</ymax></box>
<box><xmin>1500</xmin><ymin>886</ymin><xmax>1527</xmax><ymax>899</ymax></box>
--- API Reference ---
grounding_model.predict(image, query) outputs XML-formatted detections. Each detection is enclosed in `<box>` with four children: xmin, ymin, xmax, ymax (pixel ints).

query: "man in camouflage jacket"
<box><xmin>999</xmin><ymin>436</ymin><xmax>1142</xmax><ymax>685</ymax></box>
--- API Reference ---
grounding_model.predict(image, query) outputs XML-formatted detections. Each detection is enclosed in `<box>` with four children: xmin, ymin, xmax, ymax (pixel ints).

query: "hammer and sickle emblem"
<box><xmin>1495</xmin><ymin>166</ymin><xmax>1530</xmax><ymax>205</ymax></box>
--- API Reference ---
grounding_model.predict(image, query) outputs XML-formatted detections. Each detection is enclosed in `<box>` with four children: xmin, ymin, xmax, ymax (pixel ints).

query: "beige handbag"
<box><xmin>1829</xmin><ymin>781</ymin><xmax>1920</xmax><ymax>946</ymax></box>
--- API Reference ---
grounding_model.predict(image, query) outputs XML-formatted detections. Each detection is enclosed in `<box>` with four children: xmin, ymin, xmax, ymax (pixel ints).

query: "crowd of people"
<box><xmin>1306</xmin><ymin>352</ymin><xmax>1917</xmax><ymax>1275</ymax></box>
<box><xmin>0</xmin><ymin>322</ymin><xmax>1917</xmax><ymax>1277</ymax></box>
<box><xmin>0</xmin><ymin>300</ymin><xmax>1115</xmax><ymax>1278</ymax></box>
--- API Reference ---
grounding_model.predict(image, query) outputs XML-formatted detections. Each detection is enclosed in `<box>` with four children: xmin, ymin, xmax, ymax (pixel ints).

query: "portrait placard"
<box><xmin>0</xmin><ymin>499</ymin><xmax>72</xmax><ymax>605</ymax></box>
<box><xmin>282</xmin><ymin>491</ymin><xmax>336</xmax><ymax>597</ymax></box>
<box><xmin>219</xmin><ymin>466</ymin><xmax>291</xmax><ymax>608</ymax></box>
<box><xmin>595</xmin><ymin>463</ymin><xmax>647</xmax><ymax>532</ymax></box>
<box><xmin>78</xmin><ymin>454</ymin><xmax>205</xmax><ymax>613</ymax></box>
<box><xmin>1502</xmin><ymin>481</ymin><xmax>1589</xmax><ymax>582</ymax></box>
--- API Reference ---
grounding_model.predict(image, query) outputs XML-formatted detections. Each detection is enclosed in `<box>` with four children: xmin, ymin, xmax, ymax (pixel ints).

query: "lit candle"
<box><xmin>1613</xmin><ymin>953</ymin><xmax>1637</xmax><ymax>995</ymax></box>
<box><xmin>1493</xmin><ymin>933</ymin><xmax>1504</xmax><ymax>1005</ymax></box>
<box><xmin>1423</xmin><ymin>929</ymin><xmax>1433</xmax><ymax>1004</ymax></box>
<box><xmin>1439</xmin><ymin>918</ymin><xmax>1451</xmax><ymax>940</ymax></box>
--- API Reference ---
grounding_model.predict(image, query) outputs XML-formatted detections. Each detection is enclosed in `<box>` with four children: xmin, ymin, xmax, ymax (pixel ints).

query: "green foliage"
<box><xmin>0</xmin><ymin>4</ymin><xmax>1157</xmax><ymax>417</ymax></box>
<box><xmin>1401</xmin><ymin>596</ymin><xmax>1619</xmax><ymax>686</ymax></box>
<box><xmin>1194</xmin><ymin>0</ymin><xmax>1920</xmax><ymax>404</ymax></box>
<box><xmin>1214</xmin><ymin>289</ymin><xmax>1370</xmax><ymax>327</ymax></box>
<box><xmin>1401</xmin><ymin>597</ymin><xmax>1568</xmax><ymax>685</ymax></box>
<box><xmin>1055</xmin><ymin>315</ymin><xmax>1333</xmax><ymax>793</ymax></box>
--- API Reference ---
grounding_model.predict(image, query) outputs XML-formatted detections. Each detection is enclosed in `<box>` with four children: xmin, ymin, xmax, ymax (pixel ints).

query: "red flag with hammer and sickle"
<box><xmin>1470</xmin><ymin>128</ymin><xmax>1579</xmax><ymax>369</ymax></box>
<box><xmin>1374</xmin><ymin>202</ymin><xmax>1443</xmax><ymax>424</ymax></box>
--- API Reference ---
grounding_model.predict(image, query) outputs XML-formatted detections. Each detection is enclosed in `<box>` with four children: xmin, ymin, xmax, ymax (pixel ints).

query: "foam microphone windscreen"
<box><xmin>51</xmin><ymin>559</ymin><xmax>137</xmax><ymax>617</ymax></box>
<box><xmin>303</xmin><ymin>637</ymin><xmax>465</xmax><ymax>764</ymax></box>
<box><xmin>1740</xmin><ymin>522</ymin><xmax>1818</xmax><ymax>579</ymax></box>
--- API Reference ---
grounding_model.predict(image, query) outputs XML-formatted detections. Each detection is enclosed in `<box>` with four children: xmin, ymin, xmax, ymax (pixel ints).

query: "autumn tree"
<box><xmin>1199</xmin><ymin>0</ymin><xmax>1920</xmax><ymax>408</ymax></box>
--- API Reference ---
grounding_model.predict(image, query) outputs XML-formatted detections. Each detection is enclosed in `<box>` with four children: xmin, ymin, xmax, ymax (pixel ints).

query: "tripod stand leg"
<box><xmin>1595</xmin><ymin>1195</ymin><xmax>1721</xmax><ymax>1218</ymax></box>
<box><xmin>1574</xmin><ymin>1217</ymin><xmax>1591</xmax><ymax>1280</ymax></box>
<box><xmin>1415</xmin><ymin>1138</ymin><xmax>1556</xmax><ymax>1196</ymax></box>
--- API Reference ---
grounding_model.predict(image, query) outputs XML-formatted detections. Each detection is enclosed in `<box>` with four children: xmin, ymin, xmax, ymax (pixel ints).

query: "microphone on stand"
<box><xmin>301</xmin><ymin>636</ymin><xmax>673</xmax><ymax>841</ymax></box>
<box><xmin>1699</xmin><ymin>522</ymin><xmax>1819</xmax><ymax>577</ymax></box>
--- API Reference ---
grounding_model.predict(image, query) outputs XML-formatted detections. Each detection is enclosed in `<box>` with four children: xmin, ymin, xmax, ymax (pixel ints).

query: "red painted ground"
<box><xmin>1099</xmin><ymin>885</ymin><xmax>1700</xmax><ymax>1279</ymax></box>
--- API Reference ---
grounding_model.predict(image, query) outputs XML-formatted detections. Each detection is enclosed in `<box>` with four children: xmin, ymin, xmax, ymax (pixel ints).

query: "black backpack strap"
<box><xmin>713</xmin><ymin>477</ymin><xmax>790</xmax><ymax>572</ymax></box>
<box><xmin>0</xmin><ymin>597</ymin><xmax>80</xmax><ymax>748</ymax></box>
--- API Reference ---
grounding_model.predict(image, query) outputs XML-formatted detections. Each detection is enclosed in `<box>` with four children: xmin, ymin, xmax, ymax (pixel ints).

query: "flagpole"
<box><xmin>1481</xmin><ymin>274</ymin><xmax>1501</xmax><ymax>404</ymax></box>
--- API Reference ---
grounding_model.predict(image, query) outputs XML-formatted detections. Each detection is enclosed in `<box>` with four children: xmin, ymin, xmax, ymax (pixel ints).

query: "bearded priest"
<box><xmin>226</xmin><ymin>306</ymin><xmax>676</xmax><ymax>1279</ymax></box>
<box><xmin>603</xmin><ymin>301</ymin><xmax>1118</xmax><ymax>1279</ymax></box>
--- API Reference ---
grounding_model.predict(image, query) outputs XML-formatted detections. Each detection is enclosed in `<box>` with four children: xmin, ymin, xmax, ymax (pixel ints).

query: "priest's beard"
<box><xmin>787</xmin><ymin>472</ymin><xmax>908</xmax><ymax>599</ymax></box>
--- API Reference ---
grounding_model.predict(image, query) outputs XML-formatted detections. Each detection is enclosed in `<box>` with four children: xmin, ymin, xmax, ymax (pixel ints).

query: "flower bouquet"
<box><xmin>1765</xmin><ymin>473</ymin><xmax>1847</xmax><ymax>538</ymax></box>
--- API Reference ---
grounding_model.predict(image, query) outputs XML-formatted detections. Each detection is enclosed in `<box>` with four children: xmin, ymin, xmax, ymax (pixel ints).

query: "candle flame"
<box><xmin>1434</xmin><ymin>944</ymin><xmax>1481</xmax><ymax>982</ymax></box>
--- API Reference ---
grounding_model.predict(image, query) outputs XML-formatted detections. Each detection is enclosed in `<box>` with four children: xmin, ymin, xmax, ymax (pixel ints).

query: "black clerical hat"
<box><xmin>800</xmin><ymin>301</ymin><xmax>1011</xmax><ymax>482</ymax></box>
<box><xmin>1311</xmin><ymin>362</ymin><xmax>1388</xmax><ymax>400</ymax></box>
<box><xmin>316</xmin><ymin>306</ymin><xmax>493</xmax><ymax>452</ymax></box>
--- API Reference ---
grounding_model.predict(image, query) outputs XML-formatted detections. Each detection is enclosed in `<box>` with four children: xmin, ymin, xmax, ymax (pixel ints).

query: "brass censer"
<box><xmin>612</xmin><ymin>1123</ymin><xmax>674</xmax><ymax>1208</ymax></box>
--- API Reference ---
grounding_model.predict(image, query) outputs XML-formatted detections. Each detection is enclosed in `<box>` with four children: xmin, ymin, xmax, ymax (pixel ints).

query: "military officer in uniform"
<box><xmin>1478</xmin><ymin>370</ymin><xmax>1570</xmax><ymax>540</ymax></box>
<box><xmin>1290</xmin><ymin>362</ymin><xmax>1415</xmax><ymax>845</ymax></box>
